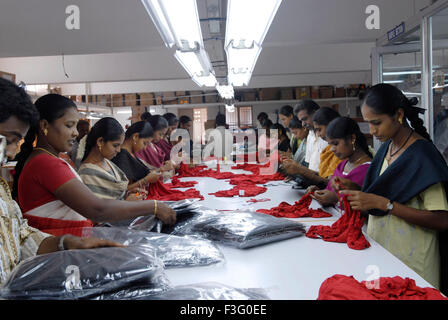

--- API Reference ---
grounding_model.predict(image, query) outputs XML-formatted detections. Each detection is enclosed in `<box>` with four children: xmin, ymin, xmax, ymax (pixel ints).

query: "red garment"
<box><xmin>318</xmin><ymin>274</ymin><xmax>448</xmax><ymax>300</ymax></box>
<box><xmin>209</xmin><ymin>183</ymin><xmax>267</xmax><ymax>198</ymax></box>
<box><xmin>18</xmin><ymin>154</ymin><xmax>77</xmax><ymax>213</ymax></box>
<box><xmin>306</xmin><ymin>194</ymin><xmax>370</xmax><ymax>250</ymax></box>
<box><xmin>228</xmin><ymin>172</ymin><xmax>284</xmax><ymax>186</ymax></box>
<box><xmin>257</xmin><ymin>192</ymin><xmax>332</xmax><ymax>218</ymax></box>
<box><xmin>21</xmin><ymin>214</ymin><xmax>92</xmax><ymax>237</ymax></box>
<box><xmin>247</xmin><ymin>198</ymin><xmax>271</xmax><ymax>203</ymax></box>
<box><xmin>164</xmin><ymin>176</ymin><xmax>198</xmax><ymax>189</ymax></box>
<box><xmin>145</xmin><ymin>180</ymin><xmax>204</xmax><ymax>201</ymax></box>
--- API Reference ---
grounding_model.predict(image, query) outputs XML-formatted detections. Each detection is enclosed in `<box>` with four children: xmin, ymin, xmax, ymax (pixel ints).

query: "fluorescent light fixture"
<box><xmin>174</xmin><ymin>49</ymin><xmax>213</xmax><ymax>78</ymax></box>
<box><xmin>383</xmin><ymin>80</ymin><xmax>405</xmax><ymax>84</ymax></box>
<box><xmin>192</xmin><ymin>74</ymin><xmax>218</xmax><ymax>87</ymax></box>
<box><xmin>117</xmin><ymin>110</ymin><xmax>132</xmax><ymax>114</ymax></box>
<box><xmin>225</xmin><ymin>0</ymin><xmax>282</xmax><ymax>86</ymax></box>
<box><xmin>87</xmin><ymin>115</ymin><xmax>101</xmax><ymax>120</ymax></box>
<box><xmin>141</xmin><ymin>0</ymin><xmax>203</xmax><ymax>50</ymax></box>
<box><xmin>226</xmin><ymin>104</ymin><xmax>236</xmax><ymax>113</ymax></box>
<box><xmin>216</xmin><ymin>85</ymin><xmax>234</xmax><ymax>100</ymax></box>
<box><xmin>383</xmin><ymin>70</ymin><xmax>421</xmax><ymax>76</ymax></box>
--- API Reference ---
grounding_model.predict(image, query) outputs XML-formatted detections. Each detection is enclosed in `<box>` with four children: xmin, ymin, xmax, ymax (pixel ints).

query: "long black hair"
<box><xmin>147</xmin><ymin>114</ymin><xmax>168</xmax><ymax>132</ymax></box>
<box><xmin>13</xmin><ymin>94</ymin><xmax>77</xmax><ymax>199</ymax></box>
<box><xmin>124</xmin><ymin>121</ymin><xmax>153</xmax><ymax>140</ymax></box>
<box><xmin>362</xmin><ymin>83</ymin><xmax>430</xmax><ymax>140</ymax></box>
<box><xmin>279</xmin><ymin>105</ymin><xmax>294</xmax><ymax>117</ymax></box>
<box><xmin>178</xmin><ymin>115</ymin><xmax>192</xmax><ymax>128</ymax></box>
<box><xmin>312</xmin><ymin>107</ymin><xmax>340</xmax><ymax>125</ymax></box>
<box><xmin>163</xmin><ymin>113</ymin><xmax>179</xmax><ymax>126</ymax></box>
<box><xmin>326</xmin><ymin>117</ymin><xmax>373</xmax><ymax>158</ymax></box>
<box><xmin>82</xmin><ymin>117</ymin><xmax>124</xmax><ymax>161</ymax></box>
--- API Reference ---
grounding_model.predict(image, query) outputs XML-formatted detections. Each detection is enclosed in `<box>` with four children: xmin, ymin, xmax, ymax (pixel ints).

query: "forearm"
<box><xmin>376</xmin><ymin>197</ymin><xmax>448</xmax><ymax>231</ymax></box>
<box><xmin>299</xmin><ymin>166</ymin><xmax>328</xmax><ymax>185</ymax></box>
<box><xmin>84</xmin><ymin>198</ymin><xmax>157</xmax><ymax>223</ymax></box>
<box><xmin>36</xmin><ymin>236</ymin><xmax>62</xmax><ymax>255</ymax></box>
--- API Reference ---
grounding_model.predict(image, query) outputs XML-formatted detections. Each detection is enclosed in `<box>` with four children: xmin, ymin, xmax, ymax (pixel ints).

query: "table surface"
<box><xmin>163</xmin><ymin>165</ymin><xmax>433</xmax><ymax>300</ymax></box>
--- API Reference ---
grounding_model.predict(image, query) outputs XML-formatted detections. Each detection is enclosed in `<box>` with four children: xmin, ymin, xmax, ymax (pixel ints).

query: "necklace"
<box><xmin>34</xmin><ymin>147</ymin><xmax>59</xmax><ymax>158</ymax></box>
<box><xmin>387</xmin><ymin>129</ymin><xmax>413</xmax><ymax>161</ymax></box>
<box><xmin>345</xmin><ymin>153</ymin><xmax>369</xmax><ymax>173</ymax></box>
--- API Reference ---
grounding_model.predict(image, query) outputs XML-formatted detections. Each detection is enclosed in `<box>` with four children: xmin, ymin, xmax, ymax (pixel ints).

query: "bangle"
<box><xmin>154</xmin><ymin>200</ymin><xmax>157</xmax><ymax>216</ymax></box>
<box><xmin>58</xmin><ymin>235</ymin><xmax>69</xmax><ymax>251</ymax></box>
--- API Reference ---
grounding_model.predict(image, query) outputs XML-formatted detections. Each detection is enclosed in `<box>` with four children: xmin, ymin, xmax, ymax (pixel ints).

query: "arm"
<box><xmin>340</xmin><ymin>190</ymin><xmax>448</xmax><ymax>231</ymax></box>
<box><xmin>37</xmin><ymin>235</ymin><xmax>124</xmax><ymax>255</ymax></box>
<box><xmin>54</xmin><ymin>178</ymin><xmax>176</xmax><ymax>224</ymax></box>
<box><xmin>282</xmin><ymin>159</ymin><xmax>328</xmax><ymax>185</ymax></box>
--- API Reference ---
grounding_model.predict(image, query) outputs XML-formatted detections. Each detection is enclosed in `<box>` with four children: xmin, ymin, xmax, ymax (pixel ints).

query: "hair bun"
<box><xmin>408</xmin><ymin>97</ymin><xmax>419</xmax><ymax>106</ymax></box>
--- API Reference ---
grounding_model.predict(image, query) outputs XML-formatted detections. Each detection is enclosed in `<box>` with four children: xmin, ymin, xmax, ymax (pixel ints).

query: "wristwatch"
<box><xmin>385</xmin><ymin>200</ymin><xmax>394</xmax><ymax>214</ymax></box>
<box><xmin>58</xmin><ymin>234</ymin><xmax>68</xmax><ymax>251</ymax></box>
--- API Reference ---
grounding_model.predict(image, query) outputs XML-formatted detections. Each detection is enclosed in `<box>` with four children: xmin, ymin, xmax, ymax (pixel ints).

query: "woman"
<box><xmin>339</xmin><ymin>84</ymin><xmax>448</xmax><ymax>292</ymax></box>
<box><xmin>307</xmin><ymin>117</ymin><xmax>372</xmax><ymax>207</ymax></box>
<box><xmin>258</xmin><ymin>119</ymin><xmax>276</xmax><ymax>155</ymax></box>
<box><xmin>279</xmin><ymin>105</ymin><xmax>294</xmax><ymax>141</ymax></box>
<box><xmin>282</xmin><ymin>107</ymin><xmax>341</xmax><ymax>188</ymax></box>
<box><xmin>111</xmin><ymin>121</ymin><xmax>162</xmax><ymax>189</ymax></box>
<box><xmin>78</xmin><ymin>117</ymin><xmax>144</xmax><ymax>201</ymax></box>
<box><xmin>13</xmin><ymin>94</ymin><xmax>176</xmax><ymax>236</ymax></box>
<box><xmin>136</xmin><ymin>115</ymin><xmax>175</xmax><ymax>176</ymax></box>
<box><xmin>288</xmin><ymin>116</ymin><xmax>308</xmax><ymax>166</ymax></box>
<box><xmin>155</xmin><ymin>112</ymin><xmax>178</xmax><ymax>162</ymax></box>
<box><xmin>271</xmin><ymin>123</ymin><xmax>290</xmax><ymax>152</ymax></box>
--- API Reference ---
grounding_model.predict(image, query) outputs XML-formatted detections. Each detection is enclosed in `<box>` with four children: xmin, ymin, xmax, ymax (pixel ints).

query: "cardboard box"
<box><xmin>112</xmin><ymin>94</ymin><xmax>124</xmax><ymax>107</ymax></box>
<box><xmin>204</xmin><ymin>92</ymin><xmax>218</xmax><ymax>103</ymax></box>
<box><xmin>311</xmin><ymin>86</ymin><xmax>320</xmax><ymax>99</ymax></box>
<box><xmin>259</xmin><ymin>88</ymin><xmax>279</xmax><ymax>101</ymax></box>
<box><xmin>0</xmin><ymin>71</ymin><xmax>16</xmax><ymax>83</ymax></box>
<box><xmin>138</xmin><ymin>93</ymin><xmax>154</xmax><ymax>106</ymax></box>
<box><xmin>124</xmin><ymin>93</ymin><xmax>137</xmax><ymax>107</ymax></box>
<box><xmin>334</xmin><ymin>87</ymin><xmax>346</xmax><ymax>98</ymax></box>
<box><xmin>97</xmin><ymin>94</ymin><xmax>112</xmax><ymax>107</ymax></box>
<box><xmin>280</xmin><ymin>88</ymin><xmax>293</xmax><ymax>100</ymax></box>
<box><xmin>295</xmin><ymin>87</ymin><xmax>311</xmax><ymax>99</ymax></box>
<box><xmin>190</xmin><ymin>91</ymin><xmax>203</xmax><ymax>104</ymax></box>
<box><xmin>319</xmin><ymin>86</ymin><xmax>334</xmax><ymax>99</ymax></box>
<box><xmin>163</xmin><ymin>91</ymin><xmax>177</xmax><ymax>105</ymax></box>
<box><xmin>242</xmin><ymin>91</ymin><xmax>257</xmax><ymax>101</ymax></box>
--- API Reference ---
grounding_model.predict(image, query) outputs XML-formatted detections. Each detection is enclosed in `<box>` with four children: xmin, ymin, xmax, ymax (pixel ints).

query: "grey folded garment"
<box><xmin>171</xmin><ymin>209</ymin><xmax>306</xmax><ymax>249</ymax></box>
<box><xmin>94</xmin><ymin>282</ymin><xmax>270</xmax><ymax>300</ymax></box>
<box><xmin>80</xmin><ymin>227</ymin><xmax>225</xmax><ymax>268</ymax></box>
<box><xmin>0</xmin><ymin>245</ymin><xmax>169</xmax><ymax>300</ymax></box>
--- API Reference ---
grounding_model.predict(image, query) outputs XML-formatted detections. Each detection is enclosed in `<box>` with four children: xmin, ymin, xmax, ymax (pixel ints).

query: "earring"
<box><xmin>43</xmin><ymin>128</ymin><xmax>48</xmax><ymax>136</ymax></box>
<box><xmin>98</xmin><ymin>145</ymin><xmax>102</xmax><ymax>152</ymax></box>
<box><xmin>352</xmin><ymin>139</ymin><xmax>356</xmax><ymax>151</ymax></box>
<box><xmin>399</xmin><ymin>118</ymin><xmax>403</xmax><ymax>125</ymax></box>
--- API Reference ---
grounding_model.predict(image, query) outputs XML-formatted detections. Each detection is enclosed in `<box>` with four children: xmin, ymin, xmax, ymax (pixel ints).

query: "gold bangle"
<box><xmin>154</xmin><ymin>200</ymin><xmax>157</xmax><ymax>216</ymax></box>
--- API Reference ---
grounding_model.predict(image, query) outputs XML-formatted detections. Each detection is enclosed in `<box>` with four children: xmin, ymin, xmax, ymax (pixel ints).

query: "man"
<box><xmin>294</xmin><ymin>100</ymin><xmax>327</xmax><ymax>171</ymax></box>
<box><xmin>67</xmin><ymin>119</ymin><xmax>90</xmax><ymax>168</ymax></box>
<box><xmin>0</xmin><ymin>78</ymin><xmax>122</xmax><ymax>285</ymax></box>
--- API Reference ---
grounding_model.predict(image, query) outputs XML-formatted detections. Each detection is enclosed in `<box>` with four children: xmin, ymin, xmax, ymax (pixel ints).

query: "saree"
<box><xmin>318</xmin><ymin>146</ymin><xmax>342</xmax><ymax>179</ymax></box>
<box><xmin>111</xmin><ymin>149</ymin><xmax>150</xmax><ymax>183</ymax></box>
<box><xmin>325</xmin><ymin>160</ymin><xmax>370</xmax><ymax>192</ymax></box>
<box><xmin>78</xmin><ymin>159</ymin><xmax>129</xmax><ymax>200</ymax></box>
<box><xmin>136</xmin><ymin>143</ymin><xmax>165</xmax><ymax>169</ymax></box>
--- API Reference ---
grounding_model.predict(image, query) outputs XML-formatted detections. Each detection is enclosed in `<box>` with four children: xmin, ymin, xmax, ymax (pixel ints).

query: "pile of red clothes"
<box><xmin>164</xmin><ymin>176</ymin><xmax>198</xmax><ymax>189</ymax></box>
<box><xmin>305</xmin><ymin>194</ymin><xmax>370</xmax><ymax>250</ymax></box>
<box><xmin>209</xmin><ymin>182</ymin><xmax>268</xmax><ymax>198</ymax></box>
<box><xmin>145</xmin><ymin>180</ymin><xmax>204</xmax><ymax>201</ymax></box>
<box><xmin>318</xmin><ymin>274</ymin><xmax>447</xmax><ymax>300</ymax></box>
<box><xmin>256</xmin><ymin>192</ymin><xmax>332</xmax><ymax>218</ymax></box>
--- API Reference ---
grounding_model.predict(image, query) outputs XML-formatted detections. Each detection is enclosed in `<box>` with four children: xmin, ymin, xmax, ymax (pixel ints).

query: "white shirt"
<box><xmin>304</xmin><ymin>130</ymin><xmax>328</xmax><ymax>172</ymax></box>
<box><xmin>204</xmin><ymin>126</ymin><xmax>234</xmax><ymax>160</ymax></box>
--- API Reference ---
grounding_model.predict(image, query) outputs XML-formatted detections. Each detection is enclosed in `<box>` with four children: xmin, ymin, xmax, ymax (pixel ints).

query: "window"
<box><xmin>226</xmin><ymin>108</ymin><xmax>239</xmax><ymax>130</ymax></box>
<box><xmin>193</xmin><ymin>108</ymin><xmax>207</xmax><ymax>144</ymax></box>
<box><xmin>225</xmin><ymin>106</ymin><xmax>253</xmax><ymax>129</ymax></box>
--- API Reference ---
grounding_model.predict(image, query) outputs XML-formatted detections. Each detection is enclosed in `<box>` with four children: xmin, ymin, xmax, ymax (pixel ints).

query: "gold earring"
<box><xmin>399</xmin><ymin>118</ymin><xmax>403</xmax><ymax>125</ymax></box>
<box><xmin>43</xmin><ymin>128</ymin><xmax>48</xmax><ymax>136</ymax></box>
<box><xmin>98</xmin><ymin>145</ymin><xmax>102</xmax><ymax>152</ymax></box>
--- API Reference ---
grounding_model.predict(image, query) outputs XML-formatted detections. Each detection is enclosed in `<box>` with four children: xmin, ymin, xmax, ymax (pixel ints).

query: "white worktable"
<box><xmin>164</xmin><ymin>166</ymin><xmax>433</xmax><ymax>300</ymax></box>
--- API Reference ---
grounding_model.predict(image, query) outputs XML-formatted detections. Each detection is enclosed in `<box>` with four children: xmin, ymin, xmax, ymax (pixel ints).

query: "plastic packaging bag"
<box><xmin>94</xmin><ymin>282</ymin><xmax>270</xmax><ymax>300</ymax></box>
<box><xmin>0</xmin><ymin>245</ymin><xmax>169</xmax><ymax>300</ymax></box>
<box><xmin>80</xmin><ymin>227</ymin><xmax>225</xmax><ymax>268</ymax></box>
<box><xmin>172</xmin><ymin>209</ymin><xmax>306</xmax><ymax>249</ymax></box>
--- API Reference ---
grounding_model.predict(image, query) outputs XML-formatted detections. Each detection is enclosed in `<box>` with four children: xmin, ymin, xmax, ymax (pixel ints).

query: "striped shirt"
<box><xmin>0</xmin><ymin>178</ymin><xmax>51</xmax><ymax>285</ymax></box>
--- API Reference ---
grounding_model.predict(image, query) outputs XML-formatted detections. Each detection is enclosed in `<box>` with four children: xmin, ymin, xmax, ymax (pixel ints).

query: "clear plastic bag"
<box><xmin>95</xmin><ymin>282</ymin><xmax>270</xmax><ymax>300</ymax></box>
<box><xmin>0</xmin><ymin>245</ymin><xmax>170</xmax><ymax>300</ymax></box>
<box><xmin>80</xmin><ymin>227</ymin><xmax>225</xmax><ymax>268</ymax></box>
<box><xmin>172</xmin><ymin>209</ymin><xmax>306</xmax><ymax>249</ymax></box>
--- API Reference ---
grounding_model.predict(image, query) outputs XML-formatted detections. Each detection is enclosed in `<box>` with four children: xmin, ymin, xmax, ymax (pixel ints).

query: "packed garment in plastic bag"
<box><xmin>94</xmin><ymin>282</ymin><xmax>270</xmax><ymax>300</ymax></box>
<box><xmin>171</xmin><ymin>209</ymin><xmax>306</xmax><ymax>249</ymax></box>
<box><xmin>80</xmin><ymin>227</ymin><xmax>225</xmax><ymax>268</ymax></box>
<box><xmin>0</xmin><ymin>245</ymin><xmax>169</xmax><ymax>300</ymax></box>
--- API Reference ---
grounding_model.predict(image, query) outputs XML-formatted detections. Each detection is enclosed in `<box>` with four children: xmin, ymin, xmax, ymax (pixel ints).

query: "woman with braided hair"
<box><xmin>339</xmin><ymin>83</ymin><xmax>448</xmax><ymax>294</ymax></box>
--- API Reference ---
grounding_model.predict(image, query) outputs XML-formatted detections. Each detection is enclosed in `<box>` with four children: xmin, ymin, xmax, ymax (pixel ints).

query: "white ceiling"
<box><xmin>0</xmin><ymin>0</ymin><xmax>436</xmax><ymax>91</ymax></box>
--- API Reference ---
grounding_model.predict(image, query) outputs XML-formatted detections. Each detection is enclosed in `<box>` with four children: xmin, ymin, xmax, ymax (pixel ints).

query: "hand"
<box><xmin>126</xmin><ymin>191</ymin><xmax>147</xmax><ymax>201</ymax></box>
<box><xmin>280</xmin><ymin>151</ymin><xmax>292</xmax><ymax>162</ymax></box>
<box><xmin>311</xmin><ymin>190</ymin><xmax>338</xmax><ymax>207</ymax></box>
<box><xmin>331</xmin><ymin>177</ymin><xmax>361</xmax><ymax>192</ymax></box>
<box><xmin>153</xmin><ymin>201</ymin><xmax>176</xmax><ymax>225</ymax></box>
<box><xmin>339</xmin><ymin>190</ymin><xmax>389</xmax><ymax>212</ymax></box>
<box><xmin>306</xmin><ymin>185</ymin><xmax>319</xmax><ymax>194</ymax></box>
<box><xmin>282</xmin><ymin>159</ymin><xmax>302</xmax><ymax>175</ymax></box>
<box><xmin>64</xmin><ymin>235</ymin><xmax>126</xmax><ymax>250</ymax></box>
<box><xmin>145</xmin><ymin>172</ymin><xmax>161</xmax><ymax>184</ymax></box>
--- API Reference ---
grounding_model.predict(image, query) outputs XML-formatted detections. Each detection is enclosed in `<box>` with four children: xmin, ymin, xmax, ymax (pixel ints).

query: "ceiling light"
<box><xmin>225</xmin><ymin>0</ymin><xmax>282</xmax><ymax>86</ymax></box>
<box><xmin>216</xmin><ymin>84</ymin><xmax>234</xmax><ymax>99</ymax></box>
<box><xmin>383</xmin><ymin>70</ymin><xmax>421</xmax><ymax>76</ymax></box>
<box><xmin>192</xmin><ymin>74</ymin><xmax>218</xmax><ymax>87</ymax></box>
<box><xmin>226</xmin><ymin>104</ymin><xmax>236</xmax><ymax>113</ymax></box>
<box><xmin>117</xmin><ymin>110</ymin><xmax>132</xmax><ymax>114</ymax></box>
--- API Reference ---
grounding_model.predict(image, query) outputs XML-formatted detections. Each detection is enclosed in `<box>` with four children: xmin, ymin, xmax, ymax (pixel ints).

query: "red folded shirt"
<box><xmin>256</xmin><ymin>192</ymin><xmax>332</xmax><ymax>218</ymax></box>
<box><xmin>145</xmin><ymin>180</ymin><xmax>204</xmax><ymax>201</ymax></box>
<box><xmin>209</xmin><ymin>183</ymin><xmax>267</xmax><ymax>198</ymax></box>
<box><xmin>305</xmin><ymin>194</ymin><xmax>370</xmax><ymax>250</ymax></box>
<box><xmin>318</xmin><ymin>274</ymin><xmax>447</xmax><ymax>300</ymax></box>
<box><xmin>247</xmin><ymin>198</ymin><xmax>271</xmax><ymax>203</ymax></box>
<box><xmin>164</xmin><ymin>176</ymin><xmax>198</xmax><ymax>189</ymax></box>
